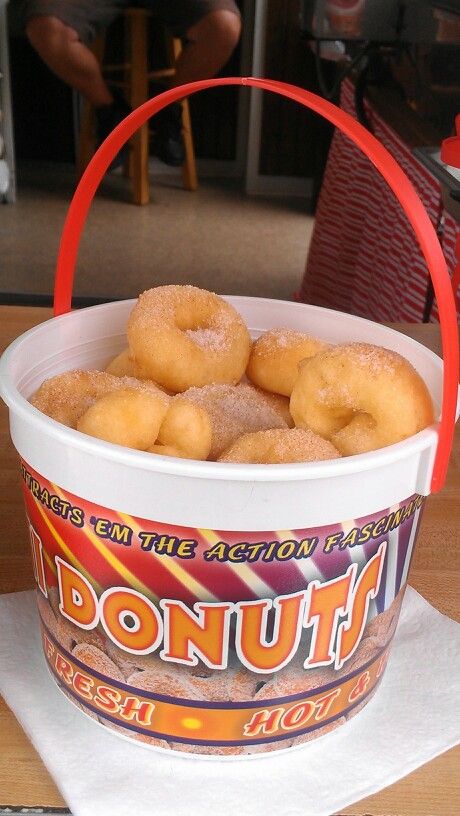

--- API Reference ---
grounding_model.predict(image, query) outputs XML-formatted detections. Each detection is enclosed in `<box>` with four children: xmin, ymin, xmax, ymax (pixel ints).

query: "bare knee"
<box><xmin>26</xmin><ymin>15</ymin><xmax>78</xmax><ymax>53</ymax></box>
<box><xmin>212</xmin><ymin>10</ymin><xmax>242</xmax><ymax>50</ymax></box>
<box><xmin>188</xmin><ymin>10</ymin><xmax>242</xmax><ymax>52</ymax></box>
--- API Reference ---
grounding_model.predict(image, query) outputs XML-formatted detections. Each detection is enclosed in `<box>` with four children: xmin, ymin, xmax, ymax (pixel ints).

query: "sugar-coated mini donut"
<box><xmin>246</xmin><ymin>328</ymin><xmax>328</xmax><ymax>396</ymax></box>
<box><xmin>290</xmin><ymin>342</ymin><xmax>434</xmax><ymax>456</ymax></box>
<box><xmin>31</xmin><ymin>370</ymin><xmax>127</xmax><ymax>428</ymax></box>
<box><xmin>105</xmin><ymin>348</ymin><xmax>136</xmax><ymax>377</ymax></box>
<box><xmin>77</xmin><ymin>387</ymin><xmax>169</xmax><ymax>449</ymax></box>
<box><xmin>219</xmin><ymin>428</ymin><xmax>340</xmax><ymax>463</ymax></box>
<box><xmin>180</xmin><ymin>382</ymin><xmax>287</xmax><ymax>460</ymax></box>
<box><xmin>127</xmin><ymin>285</ymin><xmax>251</xmax><ymax>392</ymax></box>
<box><xmin>155</xmin><ymin>398</ymin><xmax>212</xmax><ymax>460</ymax></box>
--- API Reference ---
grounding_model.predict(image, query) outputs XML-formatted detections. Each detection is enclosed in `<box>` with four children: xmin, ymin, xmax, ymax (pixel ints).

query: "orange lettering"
<box><xmin>235</xmin><ymin>592</ymin><xmax>307</xmax><ymax>673</ymax></box>
<box><xmin>348</xmin><ymin>671</ymin><xmax>370</xmax><ymax>702</ymax></box>
<box><xmin>336</xmin><ymin>542</ymin><xmax>386</xmax><ymax>668</ymax></box>
<box><xmin>43</xmin><ymin>633</ymin><xmax>55</xmax><ymax>660</ymax></box>
<box><xmin>315</xmin><ymin>688</ymin><xmax>341</xmax><ymax>720</ymax></box>
<box><xmin>160</xmin><ymin>600</ymin><xmax>232</xmax><ymax>669</ymax></box>
<box><xmin>100</xmin><ymin>588</ymin><xmax>162</xmax><ymax>654</ymax></box>
<box><xmin>281</xmin><ymin>700</ymin><xmax>315</xmax><ymax>730</ymax></box>
<box><xmin>55</xmin><ymin>653</ymin><xmax>73</xmax><ymax>684</ymax></box>
<box><xmin>29</xmin><ymin>523</ymin><xmax>47</xmax><ymax>596</ymax></box>
<box><xmin>119</xmin><ymin>697</ymin><xmax>155</xmax><ymax>725</ymax></box>
<box><xmin>56</xmin><ymin>557</ymin><xmax>98</xmax><ymax>629</ymax></box>
<box><xmin>73</xmin><ymin>671</ymin><xmax>94</xmax><ymax>700</ymax></box>
<box><xmin>304</xmin><ymin>567</ymin><xmax>355</xmax><ymax>667</ymax></box>
<box><xmin>94</xmin><ymin>685</ymin><xmax>121</xmax><ymax>713</ymax></box>
<box><xmin>243</xmin><ymin>708</ymin><xmax>283</xmax><ymax>736</ymax></box>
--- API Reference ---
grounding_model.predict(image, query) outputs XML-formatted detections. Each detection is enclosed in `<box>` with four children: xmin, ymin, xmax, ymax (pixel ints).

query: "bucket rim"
<box><xmin>1</xmin><ymin>390</ymin><xmax>441</xmax><ymax>482</ymax></box>
<box><xmin>0</xmin><ymin>296</ymin><xmax>447</xmax><ymax>483</ymax></box>
<box><xmin>0</xmin><ymin>291</ymin><xmax>451</xmax><ymax>356</ymax></box>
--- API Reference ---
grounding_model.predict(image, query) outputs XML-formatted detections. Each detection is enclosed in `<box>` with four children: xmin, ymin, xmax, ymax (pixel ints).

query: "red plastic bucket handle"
<box><xmin>54</xmin><ymin>77</ymin><xmax>459</xmax><ymax>494</ymax></box>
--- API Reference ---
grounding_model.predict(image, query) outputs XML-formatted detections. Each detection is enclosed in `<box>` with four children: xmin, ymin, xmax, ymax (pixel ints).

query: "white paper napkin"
<box><xmin>1</xmin><ymin>587</ymin><xmax>459</xmax><ymax>816</ymax></box>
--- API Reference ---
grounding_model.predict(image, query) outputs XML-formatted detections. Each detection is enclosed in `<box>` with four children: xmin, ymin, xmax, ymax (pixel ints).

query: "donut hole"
<box><xmin>174</xmin><ymin>303</ymin><xmax>225</xmax><ymax>349</ymax></box>
<box><xmin>332</xmin><ymin>413</ymin><xmax>379</xmax><ymax>456</ymax></box>
<box><xmin>175</xmin><ymin>304</ymin><xmax>213</xmax><ymax>332</ymax></box>
<box><xmin>127</xmin><ymin>286</ymin><xmax>251</xmax><ymax>391</ymax></box>
<box><xmin>322</xmin><ymin>406</ymin><xmax>355</xmax><ymax>434</ymax></box>
<box><xmin>180</xmin><ymin>308</ymin><xmax>231</xmax><ymax>355</ymax></box>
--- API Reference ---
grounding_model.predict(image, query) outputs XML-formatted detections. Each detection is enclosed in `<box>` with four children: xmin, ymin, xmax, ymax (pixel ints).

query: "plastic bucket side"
<box><xmin>0</xmin><ymin>298</ymin><xmax>448</xmax><ymax>756</ymax></box>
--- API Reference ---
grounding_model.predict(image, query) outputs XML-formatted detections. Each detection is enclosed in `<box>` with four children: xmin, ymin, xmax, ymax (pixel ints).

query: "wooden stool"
<box><xmin>77</xmin><ymin>7</ymin><xmax>198</xmax><ymax>205</ymax></box>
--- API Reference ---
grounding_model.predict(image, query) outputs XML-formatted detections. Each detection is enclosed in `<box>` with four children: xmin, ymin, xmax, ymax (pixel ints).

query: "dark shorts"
<box><xmin>10</xmin><ymin>0</ymin><xmax>240</xmax><ymax>42</ymax></box>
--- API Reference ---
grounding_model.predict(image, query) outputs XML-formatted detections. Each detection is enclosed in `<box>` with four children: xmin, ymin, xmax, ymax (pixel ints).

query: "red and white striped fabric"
<box><xmin>299</xmin><ymin>80</ymin><xmax>458</xmax><ymax>323</ymax></box>
<box><xmin>441</xmin><ymin>211</ymin><xmax>460</xmax><ymax>317</ymax></box>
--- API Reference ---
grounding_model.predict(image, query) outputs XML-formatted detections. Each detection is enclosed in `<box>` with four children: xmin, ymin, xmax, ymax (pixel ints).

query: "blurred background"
<box><xmin>1</xmin><ymin>0</ymin><xmax>459</xmax><ymax>322</ymax></box>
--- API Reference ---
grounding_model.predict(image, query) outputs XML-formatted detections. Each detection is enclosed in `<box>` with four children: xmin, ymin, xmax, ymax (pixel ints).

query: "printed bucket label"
<box><xmin>22</xmin><ymin>461</ymin><xmax>424</xmax><ymax>755</ymax></box>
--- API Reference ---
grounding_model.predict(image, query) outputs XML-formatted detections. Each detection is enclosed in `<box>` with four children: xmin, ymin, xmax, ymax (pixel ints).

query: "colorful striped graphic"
<box><xmin>23</xmin><ymin>459</ymin><xmax>421</xmax><ymax>753</ymax></box>
<box><xmin>22</xmin><ymin>461</ymin><xmax>422</xmax><ymax>616</ymax></box>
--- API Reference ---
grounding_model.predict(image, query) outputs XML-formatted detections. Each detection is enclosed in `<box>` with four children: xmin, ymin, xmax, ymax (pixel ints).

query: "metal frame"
<box><xmin>0</xmin><ymin>0</ymin><xmax>16</xmax><ymax>202</ymax></box>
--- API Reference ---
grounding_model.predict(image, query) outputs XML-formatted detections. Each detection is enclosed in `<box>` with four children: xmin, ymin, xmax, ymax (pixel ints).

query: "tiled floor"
<box><xmin>0</xmin><ymin>162</ymin><xmax>314</xmax><ymax>303</ymax></box>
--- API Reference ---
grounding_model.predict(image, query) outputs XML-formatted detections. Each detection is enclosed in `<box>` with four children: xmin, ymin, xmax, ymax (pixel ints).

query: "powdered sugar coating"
<box><xmin>127</xmin><ymin>285</ymin><xmax>251</xmax><ymax>392</ymax></box>
<box><xmin>290</xmin><ymin>342</ymin><xmax>434</xmax><ymax>455</ymax></box>
<box><xmin>181</xmin><ymin>382</ymin><xmax>287</xmax><ymax>459</ymax></box>
<box><xmin>219</xmin><ymin>428</ymin><xmax>341</xmax><ymax>464</ymax></box>
<box><xmin>31</xmin><ymin>369</ymin><xmax>168</xmax><ymax>429</ymax></box>
<box><xmin>247</xmin><ymin>328</ymin><xmax>328</xmax><ymax>397</ymax></box>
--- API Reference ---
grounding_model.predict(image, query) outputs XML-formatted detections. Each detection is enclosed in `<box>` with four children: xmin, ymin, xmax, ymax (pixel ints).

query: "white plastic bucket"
<box><xmin>1</xmin><ymin>78</ymin><xmax>459</xmax><ymax>757</ymax></box>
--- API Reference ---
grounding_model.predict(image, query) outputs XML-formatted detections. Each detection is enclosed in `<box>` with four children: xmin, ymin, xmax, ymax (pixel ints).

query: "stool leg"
<box><xmin>77</xmin><ymin>35</ymin><xmax>105</xmax><ymax>180</ymax></box>
<box><xmin>127</xmin><ymin>10</ymin><xmax>150</xmax><ymax>205</ymax></box>
<box><xmin>171</xmin><ymin>37</ymin><xmax>198</xmax><ymax>192</ymax></box>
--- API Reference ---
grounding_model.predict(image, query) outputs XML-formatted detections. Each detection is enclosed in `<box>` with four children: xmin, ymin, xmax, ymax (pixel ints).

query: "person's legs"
<box><xmin>23</xmin><ymin>0</ymin><xmax>129</xmax><ymax>104</ymax></box>
<box><xmin>26</xmin><ymin>15</ymin><xmax>113</xmax><ymax>106</ymax></box>
<box><xmin>173</xmin><ymin>9</ymin><xmax>242</xmax><ymax>86</ymax></box>
<box><xmin>150</xmin><ymin>1</ymin><xmax>241</xmax><ymax>164</ymax></box>
<box><xmin>23</xmin><ymin>1</ymin><xmax>131</xmax><ymax>167</ymax></box>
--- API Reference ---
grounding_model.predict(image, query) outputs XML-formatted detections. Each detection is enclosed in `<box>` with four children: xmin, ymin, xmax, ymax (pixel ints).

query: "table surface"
<box><xmin>1</xmin><ymin>306</ymin><xmax>459</xmax><ymax>816</ymax></box>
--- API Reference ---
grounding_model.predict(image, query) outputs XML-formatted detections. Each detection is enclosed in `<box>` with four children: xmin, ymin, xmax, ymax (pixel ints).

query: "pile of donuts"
<box><xmin>31</xmin><ymin>285</ymin><xmax>434</xmax><ymax>464</ymax></box>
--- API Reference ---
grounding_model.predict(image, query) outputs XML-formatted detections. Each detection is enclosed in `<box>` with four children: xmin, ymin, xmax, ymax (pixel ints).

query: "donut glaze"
<box><xmin>246</xmin><ymin>328</ymin><xmax>328</xmax><ymax>396</ymax></box>
<box><xmin>290</xmin><ymin>342</ymin><xmax>434</xmax><ymax>455</ymax></box>
<box><xmin>180</xmin><ymin>382</ymin><xmax>287</xmax><ymax>460</ymax></box>
<box><xmin>31</xmin><ymin>370</ymin><xmax>168</xmax><ymax>429</ymax></box>
<box><xmin>219</xmin><ymin>428</ymin><xmax>340</xmax><ymax>464</ymax></box>
<box><xmin>127</xmin><ymin>285</ymin><xmax>251</xmax><ymax>392</ymax></box>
